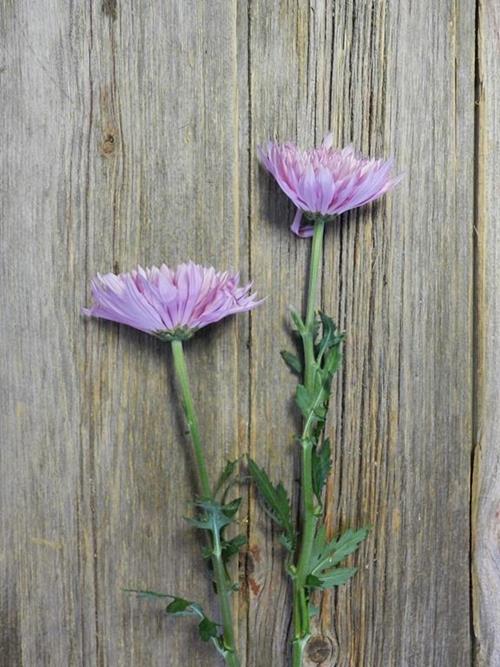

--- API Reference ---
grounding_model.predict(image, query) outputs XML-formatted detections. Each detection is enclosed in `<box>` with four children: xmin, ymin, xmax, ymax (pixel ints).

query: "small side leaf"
<box><xmin>311</xmin><ymin>438</ymin><xmax>332</xmax><ymax>503</ymax></box>
<box><xmin>213</xmin><ymin>459</ymin><xmax>238</xmax><ymax>497</ymax></box>
<box><xmin>248</xmin><ymin>458</ymin><xmax>295</xmax><ymax>551</ymax></box>
<box><xmin>221</xmin><ymin>534</ymin><xmax>247</xmax><ymax>563</ymax></box>
<box><xmin>307</xmin><ymin>568</ymin><xmax>358</xmax><ymax>589</ymax></box>
<box><xmin>325</xmin><ymin>527</ymin><xmax>370</xmax><ymax>567</ymax></box>
<box><xmin>278</xmin><ymin>533</ymin><xmax>294</xmax><ymax>553</ymax></box>
<box><xmin>198</xmin><ymin>616</ymin><xmax>220</xmax><ymax>642</ymax></box>
<box><xmin>281</xmin><ymin>350</ymin><xmax>302</xmax><ymax>375</ymax></box>
<box><xmin>296</xmin><ymin>384</ymin><xmax>313</xmax><ymax>417</ymax></box>
<box><xmin>222</xmin><ymin>497</ymin><xmax>242</xmax><ymax>519</ymax></box>
<box><xmin>124</xmin><ymin>588</ymin><xmax>170</xmax><ymax>599</ymax></box>
<box><xmin>307</xmin><ymin>525</ymin><xmax>369</xmax><ymax>592</ymax></box>
<box><xmin>166</xmin><ymin>597</ymin><xmax>200</xmax><ymax>616</ymax></box>
<box><xmin>289</xmin><ymin>307</ymin><xmax>306</xmax><ymax>334</ymax></box>
<box><xmin>187</xmin><ymin>498</ymin><xmax>236</xmax><ymax>533</ymax></box>
<box><xmin>165</xmin><ymin>597</ymin><xmax>223</xmax><ymax>644</ymax></box>
<box><xmin>305</xmin><ymin>574</ymin><xmax>323</xmax><ymax>588</ymax></box>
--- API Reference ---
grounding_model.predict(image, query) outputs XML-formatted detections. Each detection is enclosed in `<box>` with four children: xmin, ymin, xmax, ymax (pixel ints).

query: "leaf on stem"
<box><xmin>289</xmin><ymin>306</ymin><xmax>306</xmax><ymax>334</ymax></box>
<box><xmin>221</xmin><ymin>534</ymin><xmax>247</xmax><ymax>563</ymax></box>
<box><xmin>213</xmin><ymin>459</ymin><xmax>239</xmax><ymax>497</ymax></box>
<box><xmin>306</xmin><ymin>525</ymin><xmax>369</xmax><ymax>590</ymax></box>
<box><xmin>186</xmin><ymin>497</ymin><xmax>241</xmax><ymax>533</ymax></box>
<box><xmin>247</xmin><ymin>458</ymin><xmax>296</xmax><ymax>552</ymax></box>
<box><xmin>165</xmin><ymin>596</ymin><xmax>222</xmax><ymax>643</ymax></box>
<box><xmin>281</xmin><ymin>350</ymin><xmax>302</xmax><ymax>375</ymax></box>
<box><xmin>296</xmin><ymin>384</ymin><xmax>327</xmax><ymax>421</ymax></box>
<box><xmin>305</xmin><ymin>568</ymin><xmax>357</xmax><ymax>588</ymax></box>
<box><xmin>311</xmin><ymin>438</ymin><xmax>332</xmax><ymax>503</ymax></box>
<box><xmin>124</xmin><ymin>588</ymin><xmax>170</xmax><ymax>599</ymax></box>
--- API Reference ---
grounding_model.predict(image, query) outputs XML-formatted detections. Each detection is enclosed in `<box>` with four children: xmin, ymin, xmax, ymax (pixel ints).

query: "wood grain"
<box><xmin>1</xmin><ymin>2</ymin><xmax>249</xmax><ymax>666</ymax></box>
<box><xmin>248</xmin><ymin>1</ymin><xmax>474</xmax><ymax>666</ymax></box>
<box><xmin>473</xmin><ymin>1</ymin><xmax>500</xmax><ymax>664</ymax></box>
<box><xmin>0</xmin><ymin>0</ymin><xmax>492</xmax><ymax>665</ymax></box>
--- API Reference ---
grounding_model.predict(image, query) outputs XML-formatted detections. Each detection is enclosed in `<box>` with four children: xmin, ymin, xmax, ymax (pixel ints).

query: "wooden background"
<box><xmin>1</xmin><ymin>1</ymin><xmax>498</xmax><ymax>665</ymax></box>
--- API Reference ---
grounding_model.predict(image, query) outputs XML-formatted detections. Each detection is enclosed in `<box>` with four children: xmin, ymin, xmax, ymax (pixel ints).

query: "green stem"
<box><xmin>170</xmin><ymin>339</ymin><xmax>240</xmax><ymax>667</ymax></box>
<box><xmin>171</xmin><ymin>339</ymin><xmax>211</xmax><ymax>498</ymax></box>
<box><xmin>292</xmin><ymin>218</ymin><xmax>325</xmax><ymax>666</ymax></box>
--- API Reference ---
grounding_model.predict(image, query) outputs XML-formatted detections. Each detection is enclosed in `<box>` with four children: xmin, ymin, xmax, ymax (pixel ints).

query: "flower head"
<box><xmin>258</xmin><ymin>133</ymin><xmax>402</xmax><ymax>237</ymax></box>
<box><xmin>83</xmin><ymin>261</ymin><xmax>263</xmax><ymax>340</ymax></box>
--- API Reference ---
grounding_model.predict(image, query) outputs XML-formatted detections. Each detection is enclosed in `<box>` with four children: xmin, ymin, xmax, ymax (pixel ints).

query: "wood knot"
<box><xmin>306</xmin><ymin>635</ymin><xmax>334</xmax><ymax>663</ymax></box>
<box><xmin>100</xmin><ymin>131</ymin><xmax>117</xmax><ymax>156</ymax></box>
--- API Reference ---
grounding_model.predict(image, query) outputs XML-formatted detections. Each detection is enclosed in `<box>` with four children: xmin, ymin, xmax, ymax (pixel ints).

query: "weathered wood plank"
<box><xmin>473</xmin><ymin>1</ymin><xmax>500</xmax><ymax>664</ymax></box>
<box><xmin>1</xmin><ymin>1</ymin><xmax>249</xmax><ymax>666</ymax></box>
<box><xmin>83</xmin><ymin>2</ymin><xmax>250</xmax><ymax>666</ymax></box>
<box><xmin>0</xmin><ymin>0</ymin><xmax>481</xmax><ymax>665</ymax></box>
<box><xmin>0</xmin><ymin>2</ymin><xmax>97</xmax><ymax>665</ymax></box>
<box><xmin>248</xmin><ymin>1</ymin><xmax>475</xmax><ymax>665</ymax></box>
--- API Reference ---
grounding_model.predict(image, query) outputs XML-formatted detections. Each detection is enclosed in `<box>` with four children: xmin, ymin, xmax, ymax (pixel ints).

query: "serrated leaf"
<box><xmin>221</xmin><ymin>534</ymin><xmax>247</xmax><ymax>563</ymax></box>
<box><xmin>308</xmin><ymin>567</ymin><xmax>358</xmax><ymax>589</ymax></box>
<box><xmin>198</xmin><ymin>616</ymin><xmax>220</xmax><ymax>642</ymax></box>
<box><xmin>316</xmin><ymin>312</ymin><xmax>343</xmax><ymax>357</ymax></box>
<box><xmin>289</xmin><ymin>307</ymin><xmax>306</xmax><ymax>334</ymax></box>
<box><xmin>297</xmin><ymin>381</ymin><xmax>329</xmax><ymax>423</ymax></box>
<box><xmin>213</xmin><ymin>459</ymin><xmax>238</xmax><ymax>497</ymax></box>
<box><xmin>124</xmin><ymin>588</ymin><xmax>170</xmax><ymax>599</ymax></box>
<box><xmin>322</xmin><ymin>527</ymin><xmax>370</xmax><ymax>569</ymax></box>
<box><xmin>188</xmin><ymin>498</ymin><xmax>236</xmax><ymax>534</ymax></box>
<box><xmin>281</xmin><ymin>350</ymin><xmax>302</xmax><ymax>375</ymax></box>
<box><xmin>296</xmin><ymin>384</ymin><xmax>313</xmax><ymax>417</ymax></box>
<box><xmin>166</xmin><ymin>597</ymin><xmax>201</xmax><ymax>616</ymax></box>
<box><xmin>311</xmin><ymin>439</ymin><xmax>332</xmax><ymax>503</ymax></box>
<box><xmin>165</xmin><ymin>596</ymin><xmax>223</xmax><ymax>645</ymax></box>
<box><xmin>308</xmin><ymin>525</ymin><xmax>369</xmax><ymax>589</ymax></box>
<box><xmin>248</xmin><ymin>458</ymin><xmax>295</xmax><ymax>550</ymax></box>
<box><xmin>201</xmin><ymin>545</ymin><xmax>213</xmax><ymax>559</ymax></box>
<box><xmin>278</xmin><ymin>532</ymin><xmax>294</xmax><ymax>553</ymax></box>
<box><xmin>305</xmin><ymin>574</ymin><xmax>324</xmax><ymax>588</ymax></box>
<box><xmin>324</xmin><ymin>346</ymin><xmax>343</xmax><ymax>378</ymax></box>
<box><xmin>222</xmin><ymin>497</ymin><xmax>242</xmax><ymax>519</ymax></box>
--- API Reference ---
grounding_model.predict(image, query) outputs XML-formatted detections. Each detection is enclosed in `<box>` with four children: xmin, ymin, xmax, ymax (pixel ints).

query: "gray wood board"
<box><xmin>0</xmin><ymin>1</ymin><xmax>489</xmax><ymax>665</ymax></box>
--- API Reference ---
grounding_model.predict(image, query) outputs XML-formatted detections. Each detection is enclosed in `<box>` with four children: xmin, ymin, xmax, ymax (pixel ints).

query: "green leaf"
<box><xmin>128</xmin><ymin>591</ymin><xmax>226</xmax><ymax>653</ymax></box>
<box><xmin>289</xmin><ymin>307</ymin><xmax>306</xmax><ymax>334</ymax></box>
<box><xmin>201</xmin><ymin>545</ymin><xmax>213</xmax><ymax>560</ymax></box>
<box><xmin>198</xmin><ymin>616</ymin><xmax>220</xmax><ymax>642</ymax></box>
<box><xmin>324</xmin><ymin>346</ymin><xmax>343</xmax><ymax>379</ymax></box>
<box><xmin>278</xmin><ymin>532</ymin><xmax>294</xmax><ymax>553</ymax></box>
<box><xmin>165</xmin><ymin>596</ymin><xmax>223</xmax><ymax>645</ymax></box>
<box><xmin>306</xmin><ymin>525</ymin><xmax>369</xmax><ymax>590</ymax></box>
<box><xmin>311</xmin><ymin>438</ymin><xmax>332</xmax><ymax>503</ymax></box>
<box><xmin>166</xmin><ymin>597</ymin><xmax>201</xmax><ymax>616</ymax></box>
<box><xmin>222</xmin><ymin>497</ymin><xmax>242</xmax><ymax>519</ymax></box>
<box><xmin>124</xmin><ymin>588</ymin><xmax>170</xmax><ymax>599</ymax></box>
<box><xmin>316</xmin><ymin>313</ymin><xmax>343</xmax><ymax>359</ymax></box>
<box><xmin>305</xmin><ymin>574</ymin><xmax>324</xmax><ymax>588</ymax></box>
<box><xmin>213</xmin><ymin>459</ymin><xmax>238</xmax><ymax>497</ymax></box>
<box><xmin>187</xmin><ymin>498</ymin><xmax>237</xmax><ymax>534</ymax></box>
<box><xmin>221</xmin><ymin>534</ymin><xmax>247</xmax><ymax>563</ymax></box>
<box><xmin>281</xmin><ymin>350</ymin><xmax>302</xmax><ymax>375</ymax></box>
<box><xmin>307</xmin><ymin>568</ymin><xmax>358</xmax><ymax>589</ymax></box>
<box><xmin>248</xmin><ymin>458</ymin><xmax>295</xmax><ymax>551</ymax></box>
<box><xmin>321</xmin><ymin>527</ymin><xmax>370</xmax><ymax>568</ymax></box>
<box><xmin>296</xmin><ymin>384</ymin><xmax>313</xmax><ymax>417</ymax></box>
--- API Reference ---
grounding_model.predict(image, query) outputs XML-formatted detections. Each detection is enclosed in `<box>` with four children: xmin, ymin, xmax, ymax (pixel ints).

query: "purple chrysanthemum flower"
<box><xmin>258</xmin><ymin>133</ymin><xmax>402</xmax><ymax>237</ymax></box>
<box><xmin>83</xmin><ymin>261</ymin><xmax>263</xmax><ymax>340</ymax></box>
